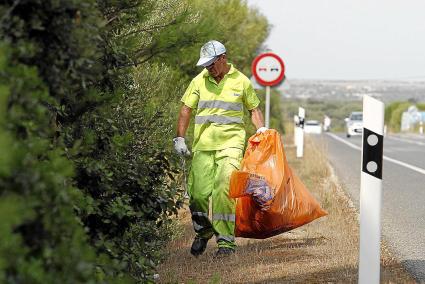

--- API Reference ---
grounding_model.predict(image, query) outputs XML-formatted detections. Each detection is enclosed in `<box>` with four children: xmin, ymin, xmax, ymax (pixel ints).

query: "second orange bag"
<box><xmin>229</xmin><ymin>129</ymin><xmax>327</xmax><ymax>239</ymax></box>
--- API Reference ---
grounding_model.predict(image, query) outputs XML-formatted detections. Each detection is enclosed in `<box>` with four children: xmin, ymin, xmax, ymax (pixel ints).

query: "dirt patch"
<box><xmin>157</xmin><ymin>135</ymin><xmax>416</xmax><ymax>283</ymax></box>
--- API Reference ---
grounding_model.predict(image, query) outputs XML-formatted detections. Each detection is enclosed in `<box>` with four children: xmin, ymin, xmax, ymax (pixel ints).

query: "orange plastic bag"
<box><xmin>230</xmin><ymin>129</ymin><xmax>327</xmax><ymax>239</ymax></box>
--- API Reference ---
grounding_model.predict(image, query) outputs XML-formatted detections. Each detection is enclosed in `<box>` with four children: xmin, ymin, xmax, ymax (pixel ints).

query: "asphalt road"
<box><xmin>312</xmin><ymin>132</ymin><xmax>425</xmax><ymax>282</ymax></box>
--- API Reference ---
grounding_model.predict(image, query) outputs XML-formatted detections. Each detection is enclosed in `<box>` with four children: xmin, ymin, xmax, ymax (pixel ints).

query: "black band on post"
<box><xmin>362</xmin><ymin>127</ymin><xmax>383</xmax><ymax>179</ymax></box>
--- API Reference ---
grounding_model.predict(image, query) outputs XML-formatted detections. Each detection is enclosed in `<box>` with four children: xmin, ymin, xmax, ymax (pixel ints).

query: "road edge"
<box><xmin>324</xmin><ymin>153</ymin><xmax>417</xmax><ymax>282</ymax></box>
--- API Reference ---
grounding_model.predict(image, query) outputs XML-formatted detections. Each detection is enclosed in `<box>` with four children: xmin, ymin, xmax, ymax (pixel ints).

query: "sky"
<box><xmin>246</xmin><ymin>0</ymin><xmax>425</xmax><ymax>80</ymax></box>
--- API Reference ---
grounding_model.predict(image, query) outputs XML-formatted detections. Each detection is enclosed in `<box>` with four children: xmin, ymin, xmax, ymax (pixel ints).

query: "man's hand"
<box><xmin>250</xmin><ymin>107</ymin><xmax>265</xmax><ymax>131</ymax></box>
<box><xmin>173</xmin><ymin>137</ymin><xmax>191</xmax><ymax>156</ymax></box>
<box><xmin>256</xmin><ymin>127</ymin><xmax>268</xmax><ymax>134</ymax></box>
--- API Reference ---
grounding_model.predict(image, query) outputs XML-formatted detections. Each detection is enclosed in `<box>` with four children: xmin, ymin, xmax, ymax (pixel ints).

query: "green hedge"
<box><xmin>0</xmin><ymin>0</ymin><xmax>269</xmax><ymax>282</ymax></box>
<box><xmin>385</xmin><ymin>101</ymin><xmax>412</xmax><ymax>132</ymax></box>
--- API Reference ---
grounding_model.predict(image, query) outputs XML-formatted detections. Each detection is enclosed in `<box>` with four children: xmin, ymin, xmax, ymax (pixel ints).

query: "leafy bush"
<box><xmin>70</xmin><ymin>63</ymin><xmax>185</xmax><ymax>280</ymax></box>
<box><xmin>0</xmin><ymin>0</ymin><xmax>270</xmax><ymax>282</ymax></box>
<box><xmin>160</xmin><ymin>0</ymin><xmax>269</xmax><ymax>78</ymax></box>
<box><xmin>0</xmin><ymin>43</ymin><xmax>131</xmax><ymax>283</ymax></box>
<box><xmin>0</xmin><ymin>0</ymin><xmax>134</xmax><ymax>281</ymax></box>
<box><xmin>417</xmin><ymin>103</ymin><xmax>425</xmax><ymax>111</ymax></box>
<box><xmin>385</xmin><ymin>101</ymin><xmax>411</xmax><ymax>132</ymax></box>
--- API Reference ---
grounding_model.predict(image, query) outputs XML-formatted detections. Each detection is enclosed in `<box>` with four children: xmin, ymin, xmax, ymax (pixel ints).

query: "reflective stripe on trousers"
<box><xmin>213</xmin><ymin>213</ymin><xmax>236</xmax><ymax>222</ymax></box>
<box><xmin>216</xmin><ymin>235</ymin><xmax>235</xmax><ymax>243</ymax></box>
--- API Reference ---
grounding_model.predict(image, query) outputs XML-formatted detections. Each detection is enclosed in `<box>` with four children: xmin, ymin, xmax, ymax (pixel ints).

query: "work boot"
<box><xmin>214</xmin><ymin>247</ymin><xmax>235</xmax><ymax>258</ymax></box>
<box><xmin>190</xmin><ymin>237</ymin><xmax>208</xmax><ymax>256</ymax></box>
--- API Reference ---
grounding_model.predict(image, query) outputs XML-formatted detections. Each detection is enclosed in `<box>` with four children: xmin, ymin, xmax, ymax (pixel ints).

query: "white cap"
<box><xmin>196</xmin><ymin>40</ymin><xmax>226</xmax><ymax>67</ymax></box>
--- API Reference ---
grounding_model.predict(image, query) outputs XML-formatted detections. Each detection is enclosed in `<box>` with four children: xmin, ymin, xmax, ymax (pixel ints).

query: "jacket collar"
<box><xmin>203</xmin><ymin>63</ymin><xmax>236</xmax><ymax>78</ymax></box>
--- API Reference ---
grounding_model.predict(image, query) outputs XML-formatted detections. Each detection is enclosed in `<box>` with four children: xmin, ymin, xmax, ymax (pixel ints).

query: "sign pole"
<box><xmin>359</xmin><ymin>95</ymin><xmax>384</xmax><ymax>284</ymax></box>
<box><xmin>265</xmin><ymin>86</ymin><xmax>271</xmax><ymax>128</ymax></box>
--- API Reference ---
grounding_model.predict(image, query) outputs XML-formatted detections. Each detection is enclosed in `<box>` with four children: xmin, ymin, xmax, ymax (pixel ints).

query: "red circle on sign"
<box><xmin>252</xmin><ymin>52</ymin><xmax>285</xmax><ymax>86</ymax></box>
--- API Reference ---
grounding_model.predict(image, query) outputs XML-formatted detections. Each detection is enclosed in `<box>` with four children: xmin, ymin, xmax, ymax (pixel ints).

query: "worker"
<box><xmin>173</xmin><ymin>40</ymin><xmax>266</xmax><ymax>257</ymax></box>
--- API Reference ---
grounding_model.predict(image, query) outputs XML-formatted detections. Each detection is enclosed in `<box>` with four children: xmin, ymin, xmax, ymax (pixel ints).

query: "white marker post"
<box><xmin>296</xmin><ymin>107</ymin><xmax>305</xmax><ymax>158</ymax></box>
<box><xmin>294</xmin><ymin>115</ymin><xmax>299</xmax><ymax>146</ymax></box>
<box><xmin>251</xmin><ymin>52</ymin><xmax>285</xmax><ymax>129</ymax></box>
<box><xmin>359</xmin><ymin>95</ymin><xmax>385</xmax><ymax>284</ymax></box>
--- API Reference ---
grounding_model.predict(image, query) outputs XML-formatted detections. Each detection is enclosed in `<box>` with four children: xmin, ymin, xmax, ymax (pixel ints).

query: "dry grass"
<box><xmin>156</xmin><ymin>134</ymin><xmax>416</xmax><ymax>284</ymax></box>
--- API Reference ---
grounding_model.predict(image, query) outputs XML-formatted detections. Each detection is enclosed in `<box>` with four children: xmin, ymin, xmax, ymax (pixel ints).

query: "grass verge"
<box><xmin>156</xmin><ymin>134</ymin><xmax>415</xmax><ymax>283</ymax></box>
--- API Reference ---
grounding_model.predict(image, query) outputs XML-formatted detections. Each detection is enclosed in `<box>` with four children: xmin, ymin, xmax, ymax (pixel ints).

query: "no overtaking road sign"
<box><xmin>251</xmin><ymin>52</ymin><xmax>285</xmax><ymax>128</ymax></box>
<box><xmin>252</xmin><ymin>52</ymin><xmax>285</xmax><ymax>87</ymax></box>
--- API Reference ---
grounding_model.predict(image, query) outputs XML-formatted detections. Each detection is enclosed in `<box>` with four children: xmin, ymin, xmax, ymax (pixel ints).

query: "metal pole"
<box><xmin>359</xmin><ymin>95</ymin><xmax>384</xmax><ymax>284</ymax></box>
<box><xmin>265</xmin><ymin>86</ymin><xmax>270</xmax><ymax>128</ymax></box>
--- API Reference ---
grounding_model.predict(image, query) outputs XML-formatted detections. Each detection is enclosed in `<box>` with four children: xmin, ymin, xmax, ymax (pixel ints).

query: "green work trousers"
<box><xmin>188</xmin><ymin>148</ymin><xmax>243</xmax><ymax>249</ymax></box>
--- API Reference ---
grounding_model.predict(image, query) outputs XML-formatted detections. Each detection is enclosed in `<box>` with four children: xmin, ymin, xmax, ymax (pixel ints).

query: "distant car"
<box><xmin>304</xmin><ymin>120</ymin><xmax>322</xmax><ymax>134</ymax></box>
<box><xmin>345</xmin><ymin>112</ymin><xmax>363</xmax><ymax>138</ymax></box>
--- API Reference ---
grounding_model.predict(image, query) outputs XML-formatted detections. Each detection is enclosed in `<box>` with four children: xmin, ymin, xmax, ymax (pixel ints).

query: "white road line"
<box><xmin>326</xmin><ymin>133</ymin><xmax>425</xmax><ymax>176</ymax></box>
<box><xmin>387</xmin><ymin>135</ymin><xmax>425</xmax><ymax>146</ymax></box>
<box><xmin>327</xmin><ymin>133</ymin><xmax>361</xmax><ymax>151</ymax></box>
<box><xmin>383</xmin><ymin>156</ymin><xmax>425</xmax><ymax>175</ymax></box>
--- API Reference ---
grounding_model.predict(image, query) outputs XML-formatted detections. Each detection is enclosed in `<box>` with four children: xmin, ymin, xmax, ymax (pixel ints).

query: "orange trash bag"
<box><xmin>229</xmin><ymin>129</ymin><xmax>327</xmax><ymax>239</ymax></box>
